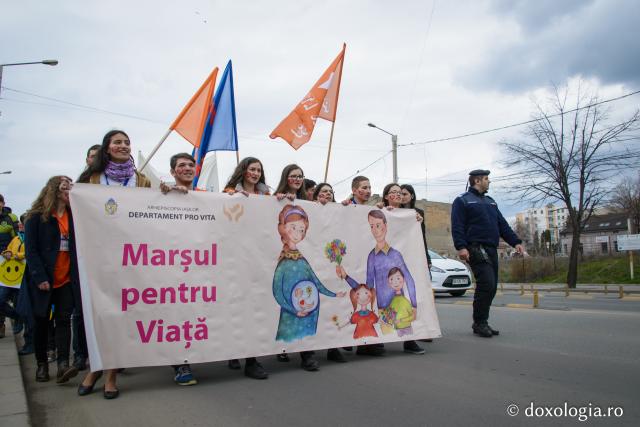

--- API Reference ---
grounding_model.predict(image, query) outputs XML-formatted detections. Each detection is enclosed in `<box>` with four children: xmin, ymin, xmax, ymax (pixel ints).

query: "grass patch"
<box><xmin>499</xmin><ymin>254</ymin><xmax>640</xmax><ymax>284</ymax></box>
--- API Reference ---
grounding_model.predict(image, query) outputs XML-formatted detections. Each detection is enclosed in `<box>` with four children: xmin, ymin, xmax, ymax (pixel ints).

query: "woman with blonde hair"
<box><xmin>24</xmin><ymin>176</ymin><xmax>82</xmax><ymax>384</ymax></box>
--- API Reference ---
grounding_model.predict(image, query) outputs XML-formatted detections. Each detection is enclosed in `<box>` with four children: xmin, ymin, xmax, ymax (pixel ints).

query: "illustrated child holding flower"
<box><xmin>333</xmin><ymin>282</ymin><xmax>379</xmax><ymax>339</ymax></box>
<box><xmin>381</xmin><ymin>267</ymin><xmax>416</xmax><ymax>337</ymax></box>
<box><xmin>349</xmin><ymin>284</ymin><xmax>378</xmax><ymax>339</ymax></box>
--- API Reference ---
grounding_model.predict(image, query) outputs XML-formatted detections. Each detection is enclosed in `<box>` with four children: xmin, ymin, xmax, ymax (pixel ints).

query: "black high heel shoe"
<box><xmin>103</xmin><ymin>386</ymin><xmax>120</xmax><ymax>400</ymax></box>
<box><xmin>77</xmin><ymin>371</ymin><xmax>103</xmax><ymax>396</ymax></box>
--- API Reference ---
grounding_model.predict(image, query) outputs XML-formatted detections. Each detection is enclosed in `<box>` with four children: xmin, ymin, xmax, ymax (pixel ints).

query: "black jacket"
<box><xmin>414</xmin><ymin>207</ymin><xmax>432</xmax><ymax>266</ymax></box>
<box><xmin>24</xmin><ymin>210</ymin><xmax>81</xmax><ymax>318</ymax></box>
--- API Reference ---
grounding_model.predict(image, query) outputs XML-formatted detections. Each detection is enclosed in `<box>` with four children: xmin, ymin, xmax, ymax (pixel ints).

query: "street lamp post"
<box><xmin>368</xmin><ymin>123</ymin><xmax>398</xmax><ymax>183</ymax></box>
<box><xmin>0</xmin><ymin>59</ymin><xmax>58</xmax><ymax>97</ymax></box>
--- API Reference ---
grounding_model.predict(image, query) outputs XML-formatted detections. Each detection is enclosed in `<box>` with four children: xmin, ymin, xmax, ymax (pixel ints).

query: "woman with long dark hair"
<box><xmin>310</xmin><ymin>183</ymin><xmax>349</xmax><ymax>363</ymax></box>
<box><xmin>24</xmin><ymin>176</ymin><xmax>83</xmax><ymax>384</ymax></box>
<box><xmin>274</xmin><ymin>164</ymin><xmax>325</xmax><ymax>367</ymax></box>
<box><xmin>381</xmin><ymin>183</ymin><xmax>425</xmax><ymax>355</ymax></box>
<box><xmin>223</xmin><ymin>157</ymin><xmax>270</xmax><ymax>196</ymax></box>
<box><xmin>77</xmin><ymin>130</ymin><xmax>151</xmax><ymax>399</ymax></box>
<box><xmin>400</xmin><ymin>184</ymin><xmax>432</xmax><ymax>269</ymax></box>
<box><xmin>274</xmin><ymin>164</ymin><xmax>307</xmax><ymax>201</ymax></box>
<box><xmin>312</xmin><ymin>182</ymin><xmax>335</xmax><ymax>205</ymax></box>
<box><xmin>78</xmin><ymin>130</ymin><xmax>151</xmax><ymax>187</ymax></box>
<box><xmin>223</xmin><ymin>157</ymin><xmax>270</xmax><ymax>379</ymax></box>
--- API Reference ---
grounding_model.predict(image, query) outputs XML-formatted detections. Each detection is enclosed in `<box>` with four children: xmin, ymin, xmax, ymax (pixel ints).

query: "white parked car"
<box><xmin>429</xmin><ymin>250</ymin><xmax>473</xmax><ymax>296</ymax></box>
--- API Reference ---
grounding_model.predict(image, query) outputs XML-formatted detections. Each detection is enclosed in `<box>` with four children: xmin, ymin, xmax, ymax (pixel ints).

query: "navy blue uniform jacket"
<box><xmin>451</xmin><ymin>188</ymin><xmax>521</xmax><ymax>250</ymax></box>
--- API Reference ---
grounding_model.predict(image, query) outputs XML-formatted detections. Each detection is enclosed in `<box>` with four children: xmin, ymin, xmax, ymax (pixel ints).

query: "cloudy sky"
<box><xmin>1</xmin><ymin>0</ymin><xmax>639</xmax><ymax>217</ymax></box>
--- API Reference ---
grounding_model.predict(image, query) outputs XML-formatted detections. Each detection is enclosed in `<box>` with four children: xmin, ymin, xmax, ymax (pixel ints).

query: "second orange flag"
<box><xmin>270</xmin><ymin>44</ymin><xmax>346</xmax><ymax>150</ymax></box>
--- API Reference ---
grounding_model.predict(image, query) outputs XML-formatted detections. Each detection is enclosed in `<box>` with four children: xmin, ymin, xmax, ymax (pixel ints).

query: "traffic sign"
<box><xmin>618</xmin><ymin>234</ymin><xmax>640</xmax><ymax>251</ymax></box>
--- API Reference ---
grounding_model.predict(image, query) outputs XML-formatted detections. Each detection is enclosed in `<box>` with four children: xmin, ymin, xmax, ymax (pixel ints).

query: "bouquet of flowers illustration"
<box><xmin>324</xmin><ymin>239</ymin><xmax>347</xmax><ymax>265</ymax></box>
<box><xmin>331</xmin><ymin>315</ymin><xmax>341</xmax><ymax>328</ymax></box>
<box><xmin>379</xmin><ymin>307</ymin><xmax>397</xmax><ymax>326</ymax></box>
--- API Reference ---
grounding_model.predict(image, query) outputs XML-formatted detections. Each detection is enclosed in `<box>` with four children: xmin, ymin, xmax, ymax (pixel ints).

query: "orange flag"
<box><xmin>170</xmin><ymin>67</ymin><xmax>218</xmax><ymax>147</ymax></box>
<box><xmin>270</xmin><ymin>44</ymin><xmax>346</xmax><ymax>150</ymax></box>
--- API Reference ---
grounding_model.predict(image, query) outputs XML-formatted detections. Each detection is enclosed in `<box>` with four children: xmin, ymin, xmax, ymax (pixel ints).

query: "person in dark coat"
<box><xmin>400</xmin><ymin>184</ymin><xmax>432</xmax><ymax>269</ymax></box>
<box><xmin>451</xmin><ymin>170</ymin><xmax>525</xmax><ymax>337</ymax></box>
<box><xmin>24</xmin><ymin>175</ymin><xmax>84</xmax><ymax>383</ymax></box>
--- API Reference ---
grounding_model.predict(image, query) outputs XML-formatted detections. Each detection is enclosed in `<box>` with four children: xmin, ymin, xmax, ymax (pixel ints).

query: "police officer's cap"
<box><xmin>469</xmin><ymin>169</ymin><xmax>490</xmax><ymax>177</ymax></box>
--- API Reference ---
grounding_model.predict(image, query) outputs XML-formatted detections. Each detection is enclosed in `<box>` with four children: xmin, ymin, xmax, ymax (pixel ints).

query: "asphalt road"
<box><xmin>20</xmin><ymin>298</ymin><xmax>640</xmax><ymax>427</ymax></box>
<box><xmin>437</xmin><ymin>290</ymin><xmax>640</xmax><ymax>312</ymax></box>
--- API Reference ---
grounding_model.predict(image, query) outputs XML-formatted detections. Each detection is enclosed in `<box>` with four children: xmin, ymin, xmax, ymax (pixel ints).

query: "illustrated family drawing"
<box><xmin>272</xmin><ymin>205</ymin><xmax>419</xmax><ymax>343</ymax></box>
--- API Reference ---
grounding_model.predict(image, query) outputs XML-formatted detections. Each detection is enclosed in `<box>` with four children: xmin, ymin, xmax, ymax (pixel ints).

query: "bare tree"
<box><xmin>501</xmin><ymin>84</ymin><xmax>640</xmax><ymax>287</ymax></box>
<box><xmin>512</xmin><ymin>217</ymin><xmax>529</xmax><ymax>246</ymax></box>
<box><xmin>610</xmin><ymin>175</ymin><xmax>640</xmax><ymax>233</ymax></box>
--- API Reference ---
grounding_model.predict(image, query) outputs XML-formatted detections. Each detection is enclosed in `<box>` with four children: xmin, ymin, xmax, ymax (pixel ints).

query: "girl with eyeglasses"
<box><xmin>380</xmin><ymin>183</ymin><xmax>426</xmax><ymax>355</ymax></box>
<box><xmin>275</xmin><ymin>164</ymin><xmax>307</xmax><ymax>201</ymax></box>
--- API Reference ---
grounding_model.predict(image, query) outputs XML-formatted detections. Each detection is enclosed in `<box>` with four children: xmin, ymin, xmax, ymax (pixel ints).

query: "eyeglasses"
<box><xmin>288</xmin><ymin>175</ymin><xmax>304</xmax><ymax>180</ymax></box>
<box><xmin>387</xmin><ymin>190</ymin><xmax>402</xmax><ymax>195</ymax></box>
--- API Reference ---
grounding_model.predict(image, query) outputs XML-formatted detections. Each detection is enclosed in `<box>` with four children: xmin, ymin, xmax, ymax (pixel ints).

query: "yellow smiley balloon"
<box><xmin>0</xmin><ymin>258</ymin><xmax>25</xmax><ymax>288</ymax></box>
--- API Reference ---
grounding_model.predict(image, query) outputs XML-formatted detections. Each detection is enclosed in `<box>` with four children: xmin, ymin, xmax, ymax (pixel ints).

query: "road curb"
<box><xmin>0</xmin><ymin>323</ymin><xmax>30</xmax><ymax>427</ymax></box>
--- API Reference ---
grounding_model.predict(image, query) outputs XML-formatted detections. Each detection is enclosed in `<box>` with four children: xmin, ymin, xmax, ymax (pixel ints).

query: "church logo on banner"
<box><xmin>104</xmin><ymin>198</ymin><xmax>118</xmax><ymax>216</ymax></box>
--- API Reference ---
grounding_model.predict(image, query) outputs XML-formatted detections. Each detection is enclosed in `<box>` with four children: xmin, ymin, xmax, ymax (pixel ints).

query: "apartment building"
<box><xmin>515</xmin><ymin>203</ymin><xmax>568</xmax><ymax>247</ymax></box>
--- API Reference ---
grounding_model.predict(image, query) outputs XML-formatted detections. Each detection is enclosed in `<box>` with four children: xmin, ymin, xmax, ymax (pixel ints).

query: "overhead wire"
<box><xmin>334</xmin><ymin>89</ymin><xmax>640</xmax><ymax>188</ymax></box>
<box><xmin>1</xmin><ymin>87</ymin><xmax>166</xmax><ymax>124</ymax></box>
<box><xmin>333</xmin><ymin>150</ymin><xmax>393</xmax><ymax>187</ymax></box>
<box><xmin>2</xmin><ymin>86</ymin><xmax>390</xmax><ymax>154</ymax></box>
<box><xmin>3</xmin><ymin>85</ymin><xmax>638</xmax><ymax>192</ymax></box>
<box><xmin>400</xmin><ymin>89</ymin><xmax>640</xmax><ymax>147</ymax></box>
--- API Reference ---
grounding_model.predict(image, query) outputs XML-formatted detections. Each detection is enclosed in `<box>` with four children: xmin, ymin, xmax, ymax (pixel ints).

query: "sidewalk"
<box><xmin>497</xmin><ymin>283</ymin><xmax>640</xmax><ymax>294</ymax></box>
<box><xmin>0</xmin><ymin>322</ymin><xmax>30</xmax><ymax>427</ymax></box>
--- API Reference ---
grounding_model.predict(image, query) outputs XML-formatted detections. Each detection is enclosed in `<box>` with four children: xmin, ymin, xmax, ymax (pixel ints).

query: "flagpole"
<box><xmin>323</xmin><ymin>43</ymin><xmax>346</xmax><ymax>182</ymax></box>
<box><xmin>323</xmin><ymin>122</ymin><xmax>336</xmax><ymax>182</ymax></box>
<box><xmin>140</xmin><ymin>128</ymin><xmax>172</xmax><ymax>172</ymax></box>
<box><xmin>236</xmin><ymin>150</ymin><xmax>240</xmax><ymax>165</ymax></box>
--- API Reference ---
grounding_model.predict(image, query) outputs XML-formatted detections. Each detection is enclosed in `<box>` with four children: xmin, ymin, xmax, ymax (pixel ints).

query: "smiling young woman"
<box><xmin>78</xmin><ymin>130</ymin><xmax>151</xmax><ymax>187</ymax></box>
<box><xmin>77</xmin><ymin>130</ymin><xmax>151</xmax><ymax>400</ymax></box>
<box><xmin>222</xmin><ymin>157</ymin><xmax>270</xmax><ymax>379</ymax></box>
<box><xmin>223</xmin><ymin>157</ymin><xmax>270</xmax><ymax>196</ymax></box>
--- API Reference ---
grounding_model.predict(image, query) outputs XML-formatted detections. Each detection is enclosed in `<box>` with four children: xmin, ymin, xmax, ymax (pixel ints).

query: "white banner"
<box><xmin>71</xmin><ymin>184</ymin><xmax>441</xmax><ymax>370</ymax></box>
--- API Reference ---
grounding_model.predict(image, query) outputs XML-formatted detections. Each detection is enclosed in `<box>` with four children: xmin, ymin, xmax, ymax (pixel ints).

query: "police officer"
<box><xmin>451</xmin><ymin>170</ymin><xmax>524</xmax><ymax>337</ymax></box>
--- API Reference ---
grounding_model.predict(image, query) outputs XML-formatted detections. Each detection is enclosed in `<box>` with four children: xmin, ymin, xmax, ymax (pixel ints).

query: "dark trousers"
<box><xmin>47</xmin><ymin>320</ymin><xmax>56</xmax><ymax>351</ymax></box>
<box><xmin>0</xmin><ymin>286</ymin><xmax>18</xmax><ymax>321</ymax></box>
<box><xmin>71</xmin><ymin>310</ymin><xmax>87</xmax><ymax>359</ymax></box>
<box><xmin>34</xmin><ymin>284</ymin><xmax>75</xmax><ymax>364</ymax></box>
<box><xmin>469</xmin><ymin>245</ymin><xmax>499</xmax><ymax>325</ymax></box>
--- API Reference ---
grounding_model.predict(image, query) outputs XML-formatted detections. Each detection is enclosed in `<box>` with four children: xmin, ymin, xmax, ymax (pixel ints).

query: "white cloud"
<box><xmin>1</xmin><ymin>0</ymin><xmax>637</xmax><ymax>216</ymax></box>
